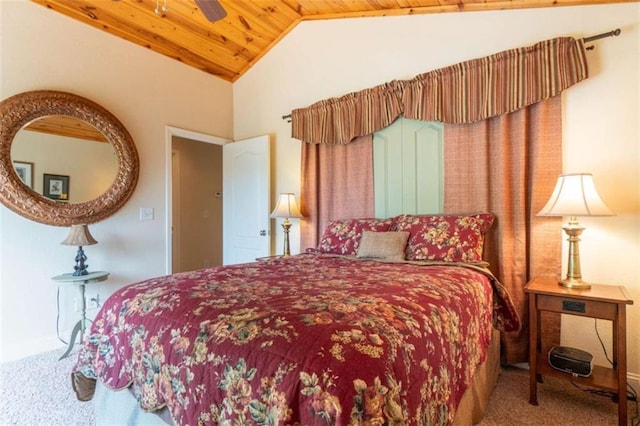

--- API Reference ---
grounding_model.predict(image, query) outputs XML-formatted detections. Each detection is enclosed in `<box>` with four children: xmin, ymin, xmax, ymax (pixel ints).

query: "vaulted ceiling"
<box><xmin>32</xmin><ymin>0</ymin><xmax>633</xmax><ymax>82</ymax></box>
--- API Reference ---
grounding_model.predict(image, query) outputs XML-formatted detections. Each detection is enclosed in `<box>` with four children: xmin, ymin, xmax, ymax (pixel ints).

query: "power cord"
<box><xmin>594</xmin><ymin>318</ymin><xmax>614</xmax><ymax>365</ymax></box>
<box><xmin>56</xmin><ymin>285</ymin><xmax>68</xmax><ymax>345</ymax></box>
<box><xmin>574</xmin><ymin>318</ymin><xmax>640</xmax><ymax>425</ymax></box>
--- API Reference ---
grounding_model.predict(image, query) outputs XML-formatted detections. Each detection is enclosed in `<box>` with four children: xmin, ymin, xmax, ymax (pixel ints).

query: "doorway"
<box><xmin>165</xmin><ymin>127</ymin><xmax>229</xmax><ymax>274</ymax></box>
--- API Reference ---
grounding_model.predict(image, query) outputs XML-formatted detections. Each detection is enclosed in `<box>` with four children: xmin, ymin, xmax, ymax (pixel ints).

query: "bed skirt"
<box><xmin>453</xmin><ymin>327</ymin><xmax>501</xmax><ymax>425</ymax></box>
<box><xmin>92</xmin><ymin>328</ymin><xmax>501</xmax><ymax>425</ymax></box>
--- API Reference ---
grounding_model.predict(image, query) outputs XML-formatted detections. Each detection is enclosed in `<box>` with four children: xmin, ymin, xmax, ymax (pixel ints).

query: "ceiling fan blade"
<box><xmin>194</xmin><ymin>0</ymin><xmax>227</xmax><ymax>22</ymax></box>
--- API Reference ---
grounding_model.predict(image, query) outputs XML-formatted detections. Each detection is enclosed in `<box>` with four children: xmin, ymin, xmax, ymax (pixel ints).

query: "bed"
<box><xmin>72</xmin><ymin>214</ymin><xmax>520</xmax><ymax>425</ymax></box>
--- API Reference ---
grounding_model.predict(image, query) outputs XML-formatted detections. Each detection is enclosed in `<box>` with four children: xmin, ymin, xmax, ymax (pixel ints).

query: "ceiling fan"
<box><xmin>154</xmin><ymin>0</ymin><xmax>227</xmax><ymax>23</ymax></box>
<box><xmin>194</xmin><ymin>0</ymin><xmax>227</xmax><ymax>22</ymax></box>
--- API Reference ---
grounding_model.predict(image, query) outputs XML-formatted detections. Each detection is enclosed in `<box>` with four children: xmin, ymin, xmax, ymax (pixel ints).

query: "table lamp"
<box><xmin>270</xmin><ymin>193</ymin><xmax>303</xmax><ymax>256</ymax></box>
<box><xmin>61</xmin><ymin>224</ymin><xmax>98</xmax><ymax>276</ymax></box>
<box><xmin>538</xmin><ymin>173</ymin><xmax>613</xmax><ymax>289</ymax></box>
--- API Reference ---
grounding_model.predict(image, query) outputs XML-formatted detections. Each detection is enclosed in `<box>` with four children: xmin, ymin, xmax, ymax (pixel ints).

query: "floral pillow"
<box><xmin>317</xmin><ymin>218</ymin><xmax>395</xmax><ymax>255</ymax></box>
<box><xmin>392</xmin><ymin>213</ymin><xmax>494</xmax><ymax>262</ymax></box>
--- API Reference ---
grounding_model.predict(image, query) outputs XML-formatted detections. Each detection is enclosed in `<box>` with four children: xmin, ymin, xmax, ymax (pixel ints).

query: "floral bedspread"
<box><xmin>72</xmin><ymin>254</ymin><xmax>519</xmax><ymax>425</ymax></box>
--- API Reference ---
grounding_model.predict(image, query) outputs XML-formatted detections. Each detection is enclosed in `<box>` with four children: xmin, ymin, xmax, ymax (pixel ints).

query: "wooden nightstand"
<box><xmin>525</xmin><ymin>277</ymin><xmax>633</xmax><ymax>425</ymax></box>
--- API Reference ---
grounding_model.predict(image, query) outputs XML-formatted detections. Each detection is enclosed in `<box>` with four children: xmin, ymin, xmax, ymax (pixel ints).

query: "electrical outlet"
<box><xmin>74</xmin><ymin>294</ymin><xmax>100</xmax><ymax>312</ymax></box>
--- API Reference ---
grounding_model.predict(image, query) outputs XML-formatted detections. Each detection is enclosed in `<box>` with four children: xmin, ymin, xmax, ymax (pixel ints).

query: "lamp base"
<box><xmin>559</xmin><ymin>218</ymin><xmax>590</xmax><ymax>290</ymax></box>
<box><xmin>281</xmin><ymin>220</ymin><xmax>292</xmax><ymax>257</ymax></box>
<box><xmin>558</xmin><ymin>278</ymin><xmax>591</xmax><ymax>290</ymax></box>
<box><xmin>72</xmin><ymin>246</ymin><xmax>89</xmax><ymax>276</ymax></box>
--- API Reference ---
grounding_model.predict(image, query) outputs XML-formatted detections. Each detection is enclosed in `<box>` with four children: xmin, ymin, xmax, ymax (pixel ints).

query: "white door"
<box><xmin>223</xmin><ymin>135</ymin><xmax>270</xmax><ymax>264</ymax></box>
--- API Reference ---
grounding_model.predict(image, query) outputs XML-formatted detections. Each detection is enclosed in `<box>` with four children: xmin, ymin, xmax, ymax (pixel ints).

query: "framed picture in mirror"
<box><xmin>13</xmin><ymin>161</ymin><xmax>34</xmax><ymax>188</ymax></box>
<box><xmin>43</xmin><ymin>173</ymin><xmax>70</xmax><ymax>201</ymax></box>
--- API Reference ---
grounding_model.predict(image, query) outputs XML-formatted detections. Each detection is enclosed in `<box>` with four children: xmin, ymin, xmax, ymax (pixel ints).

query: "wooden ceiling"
<box><xmin>32</xmin><ymin>0</ymin><xmax>634</xmax><ymax>82</ymax></box>
<box><xmin>24</xmin><ymin>116</ymin><xmax>108</xmax><ymax>142</ymax></box>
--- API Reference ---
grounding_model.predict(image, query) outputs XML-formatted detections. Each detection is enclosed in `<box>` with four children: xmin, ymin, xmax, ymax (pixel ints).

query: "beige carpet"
<box><xmin>0</xmin><ymin>348</ymin><xmax>94</xmax><ymax>425</ymax></box>
<box><xmin>0</xmin><ymin>349</ymin><xmax>637</xmax><ymax>425</ymax></box>
<box><xmin>480</xmin><ymin>365</ymin><xmax>638</xmax><ymax>425</ymax></box>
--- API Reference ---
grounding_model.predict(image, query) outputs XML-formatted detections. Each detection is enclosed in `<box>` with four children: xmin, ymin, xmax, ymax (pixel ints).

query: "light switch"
<box><xmin>139</xmin><ymin>207</ymin><xmax>154</xmax><ymax>221</ymax></box>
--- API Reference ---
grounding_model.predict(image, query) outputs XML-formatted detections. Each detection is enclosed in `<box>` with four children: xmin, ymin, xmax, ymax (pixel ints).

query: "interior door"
<box><xmin>222</xmin><ymin>135</ymin><xmax>270</xmax><ymax>264</ymax></box>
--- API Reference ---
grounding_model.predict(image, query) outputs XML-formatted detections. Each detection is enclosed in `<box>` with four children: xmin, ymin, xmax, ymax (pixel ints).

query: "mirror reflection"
<box><xmin>11</xmin><ymin>116</ymin><xmax>118</xmax><ymax>203</ymax></box>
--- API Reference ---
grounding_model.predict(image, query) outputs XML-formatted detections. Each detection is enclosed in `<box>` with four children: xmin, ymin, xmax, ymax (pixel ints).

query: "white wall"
<box><xmin>0</xmin><ymin>1</ymin><xmax>232</xmax><ymax>361</ymax></box>
<box><xmin>233</xmin><ymin>4</ymin><xmax>640</xmax><ymax>380</ymax></box>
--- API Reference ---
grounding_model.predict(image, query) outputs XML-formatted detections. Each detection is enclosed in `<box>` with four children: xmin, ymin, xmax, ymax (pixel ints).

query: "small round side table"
<box><xmin>51</xmin><ymin>270</ymin><xmax>109</xmax><ymax>360</ymax></box>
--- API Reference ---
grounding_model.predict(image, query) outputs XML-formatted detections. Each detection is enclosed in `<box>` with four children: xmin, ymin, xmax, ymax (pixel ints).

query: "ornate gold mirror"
<box><xmin>0</xmin><ymin>90</ymin><xmax>139</xmax><ymax>226</ymax></box>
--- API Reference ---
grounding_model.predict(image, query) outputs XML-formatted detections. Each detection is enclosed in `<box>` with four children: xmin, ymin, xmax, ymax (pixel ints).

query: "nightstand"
<box><xmin>525</xmin><ymin>277</ymin><xmax>633</xmax><ymax>425</ymax></box>
<box><xmin>52</xmin><ymin>270</ymin><xmax>110</xmax><ymax>360</ymax></box>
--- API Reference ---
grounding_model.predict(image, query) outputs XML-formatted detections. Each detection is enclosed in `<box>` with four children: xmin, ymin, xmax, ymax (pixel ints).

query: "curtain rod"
<box><xmin>281</xmin><ymin>29</ymin><xmax>622</xmax><ymax>120</ymax></box>
<box><xmin>583</xmin><ymin>28</ymin><xmax>621</xmax><ymax>43</ymax></box>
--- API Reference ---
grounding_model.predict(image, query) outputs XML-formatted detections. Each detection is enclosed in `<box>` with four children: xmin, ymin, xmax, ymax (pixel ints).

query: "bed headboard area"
<box><xmin>294</xmin><ymin>36</ymin><xmax>591</xmax><ymax>364</ymax></box>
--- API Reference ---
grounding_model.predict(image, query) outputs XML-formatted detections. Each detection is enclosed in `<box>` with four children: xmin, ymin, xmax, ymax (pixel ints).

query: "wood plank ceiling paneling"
<box><xmin>25</xmin><ymin>116</ymin><xmax>108</xmax><ymax>142</ymax></box>
<box><xmin>31</xmin><ymin>0</ymin><xmax>635</xmax><ymax>82</ymax></box>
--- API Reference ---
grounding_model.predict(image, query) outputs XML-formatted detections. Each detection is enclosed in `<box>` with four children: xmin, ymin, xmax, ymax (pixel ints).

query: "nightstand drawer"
<box><xmin>536</xmin><ymin>295</ymin><xmax>617</xmax><ymax>319</ymax></box>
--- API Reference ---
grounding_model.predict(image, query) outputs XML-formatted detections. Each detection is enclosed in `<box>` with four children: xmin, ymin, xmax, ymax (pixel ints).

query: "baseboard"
<box><xmin>628</xmin><ymin>372</ymin><xmax>640</xmax><ymax>397</ymax></box>
<box><xmin>0</xmin><ymin>333</ymin><xmax>68</xmax><ymax>364</ymax></box>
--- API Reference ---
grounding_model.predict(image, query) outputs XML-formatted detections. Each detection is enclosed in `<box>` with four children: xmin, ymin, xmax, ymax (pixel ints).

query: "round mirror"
<box><xmin>0</xmin><ymin>90</ymin><xmax>139</xmax><ymax>226</ymax></box>
<box><xmin>12</xmin><ymin>116</ymin><xmax>119</xmax><ymax>203</ymax></box>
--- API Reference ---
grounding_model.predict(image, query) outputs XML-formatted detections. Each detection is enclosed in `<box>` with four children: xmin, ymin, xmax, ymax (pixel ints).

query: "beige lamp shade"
<box><xmin>270</xmin><ymin>193</ymin><xmax>303</xmax><ymax>219</ymax></box>
<box><xmin>538</xmin><ymin>173</ymin><xmax>613</xmax><ymax>289</ymax></box>
<box><xmin>61</xmin><ymin>224</ymin><xmax>98</xmax><ymax>246</ymax></box>
<box><xmin>538</xmin><ymin>173</ymin><xmax>614</xmax><ymax>217</ymax></box>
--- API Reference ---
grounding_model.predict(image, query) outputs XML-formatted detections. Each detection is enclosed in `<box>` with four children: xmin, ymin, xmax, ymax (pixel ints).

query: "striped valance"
<box><xmin>291</xmin><ymin>37</ymin><xmax>588</xmax><ymax>145</ymax></box>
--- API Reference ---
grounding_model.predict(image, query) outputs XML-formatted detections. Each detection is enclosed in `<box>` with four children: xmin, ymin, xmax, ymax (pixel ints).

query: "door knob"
<box><xmin>259</xmin><ymin>230</ymin><xmax>267</xmax><ymax>236</ymax></box>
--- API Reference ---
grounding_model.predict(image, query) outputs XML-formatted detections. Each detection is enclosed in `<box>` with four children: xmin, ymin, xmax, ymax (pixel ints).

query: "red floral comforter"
<box><xmin>72</xmin><ymin>254</ymin><xmax>519</xmax><ymax>425</ymax></box>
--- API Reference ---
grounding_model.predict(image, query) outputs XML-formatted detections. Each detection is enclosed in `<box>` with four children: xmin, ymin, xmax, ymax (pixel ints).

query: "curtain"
<box><xmin>300</xmin><ymin>135</ymin><xmax>374</xmax><ymax>250</ymax></box>
<box><xmin>292</xmin><ymin>82</ymin><xmax>403</xmax><ymax>145</ymax></box>
<box><xmin>295</xmin><ymin>36</ymin><xmax>586</xmax><ymax>362</ymax></box>
<box><xmin>444</xmin><ymin>96</ymin><xmax>563</xmax><ymax>363</ymax></box>
<box><xmin>292</xmin><ymin>37</ymin><xmax>587</xmax><ymax>144</ymax></box>
<box><xmin>402</xmin><ymin>37</ymin><xmax>587</xmax><ymax>124</ymax></box>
